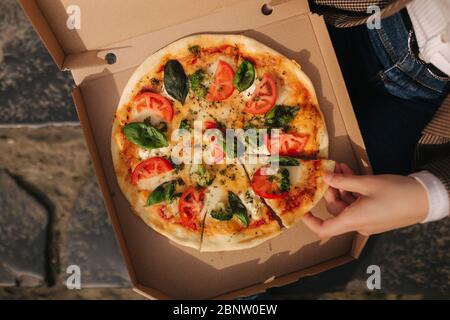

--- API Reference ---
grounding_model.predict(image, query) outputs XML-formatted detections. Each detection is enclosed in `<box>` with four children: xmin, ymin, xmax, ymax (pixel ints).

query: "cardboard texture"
<box><xmin>20</xmin><ymin>0</ymin><xmax>371</xmax><ymax>299</ymax></box>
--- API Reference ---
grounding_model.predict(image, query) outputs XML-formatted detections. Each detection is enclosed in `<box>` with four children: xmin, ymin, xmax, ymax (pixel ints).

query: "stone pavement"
<box><xmin>63</xmin><ymin>176</ymin><xmax>130</xmax><ymax>288</ymax></box>
<box><xmin>0</xmin><ymin>127</ymin><xmax>139</xmax><ymax>299</ymax></box>
<box><xmin>0</xmin><ymin>170</ymin><xmax>48</xmax><ymax>287</ymax></box>
<box><xmin>0</xmin><ymin>0</ymin><xmax>78</xmax><ymax>125</ymax></box>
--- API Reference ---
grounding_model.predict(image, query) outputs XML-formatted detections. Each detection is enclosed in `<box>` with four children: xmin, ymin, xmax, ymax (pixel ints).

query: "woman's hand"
<box><xmin>302</xmin><ymin>163</ymin><xmax>429</xmax><ymax>238</ymax></box>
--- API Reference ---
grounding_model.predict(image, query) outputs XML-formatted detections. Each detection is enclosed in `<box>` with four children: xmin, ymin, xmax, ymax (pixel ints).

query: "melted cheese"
<box><xmin>239</xmin><ymin>189</ymin><xmax>262</xmax><ymax>219</ymax></box>
<box><xmin>137</xmin><ymin>170</ymin><xmax>177</xmax><ymax>191</ymax></box>
<box><xmin>167</xmin><ymin>198</ymin><xmax>179</xmax><ymax>218</ymax></box>
<box><xmin>138</xmin><ymin>146</ymin><xmax>172</xmax><ymax>160</ymax></box>
<box><xmin>204</xmin><ymin>185</ymin><xmax>228</xmax><ymax>214</ymax></box>
<box><xmin>131</xmin><ymin>108</ymin><xmax>165</xmax><ymax>125</ymax></box>
<box><xmin>285</xmin><ymin>165</ymin><xmax>304</xmax><ymax>186</ymax></box>
<box><xmin>275</xmin><ymin>83</ymin><xmax>292</xmax><ymax>105</ymax></box>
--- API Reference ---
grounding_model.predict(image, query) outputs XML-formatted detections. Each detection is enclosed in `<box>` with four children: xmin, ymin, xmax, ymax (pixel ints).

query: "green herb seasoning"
<box><xmin>189</xmin><ymin>69</ymin><xmax>208</xmax><ymax>98</ymax></box>
<box><xmin>179</xmin><ymin>119</ymin><xmax>191</xmax><ymax>131</ymax></box>
<box><xmin>188</xmin><ymin>45</ymin><xmax>200</xmax><ymax>56</ymax></box>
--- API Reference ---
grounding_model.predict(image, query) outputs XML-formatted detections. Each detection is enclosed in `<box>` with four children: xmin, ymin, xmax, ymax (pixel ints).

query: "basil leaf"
<box><xmin>172</xmin><ymin>192</ymin><xmax>183</xmax><ymax>200</ymax></box>
<box><xmin>146</xmin><ymin>180</ymin><xmax>177</xmax><ymax>206</ymax></box>
<box><xmin>164</xmin><ymin>60</ymin><xmax>189</xmax><ymax>104</ymax></box>
<box><xmin>228</xmin><ymin>191</ymin><xmax>249</xmax><ymax>227</ymax></box>
<box><xmin>234</xmin><ymin>210</ymin><xmax>249</xmax><ymax>228</ymax></box>
<box><xmin>265</xmin><ymin>105</ymin><xmax>300</xmax><ymax>129</ymax></box>
<box><xmin>233</xmin><ymin>60</ymin><xmax>255</xmax><ymax>92</ymax></box>
<box><xmin>211</xmin><ymin>207</ymin><xmax>233</xmax><ymax>221</ymax></box>
<box><xmin>268</xmin><ymin>156</ymin><xmax>299</xmax><ymax>166</ymax></box>
<box><xmin>123</xmin><ymin>122</ymin><xmax>168</xmax><ymax>149</ymax></box>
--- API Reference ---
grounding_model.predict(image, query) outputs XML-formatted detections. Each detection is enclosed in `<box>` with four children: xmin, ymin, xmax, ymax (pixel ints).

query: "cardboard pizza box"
<box><xmin>20</xmin><ymin>0</ymin><xmax>372</xmax><ymax>299</ymax></box>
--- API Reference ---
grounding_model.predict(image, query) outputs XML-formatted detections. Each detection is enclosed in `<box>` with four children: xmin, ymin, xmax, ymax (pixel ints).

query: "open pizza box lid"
<box><xmin>20</xmin><ymin>0</ymin><xmax>372</xmax><ymax>299</ymax></box>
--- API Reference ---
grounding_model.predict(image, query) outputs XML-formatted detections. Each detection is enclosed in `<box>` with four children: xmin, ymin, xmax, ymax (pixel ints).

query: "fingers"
<box><xmin>302</xmin><ymin>212</ymin><xmax>351</xmax><ymax>239</ymax></box>
<box><xmin>323</xmin><ymin>169</ymin><xmax>371</xmax><ymax>195</ymax></box>
<box><xmin>335</xmin><ymin>163</ymin><xmax>358</xmax><ymax>204</ymax></box>
<box><xmin>339</xmin><ymin>163</ymin><xmax>354</xmax><ymax>175</ymax></box>
<box><xmin>324</xmin><ymin>187</ymin><xmax>349</xmax><ymax>215</ymax></box>
<box><xmin>339</xmin><ymin>163</ymin><xmax>363</xmax><ymax>198</ymax></box>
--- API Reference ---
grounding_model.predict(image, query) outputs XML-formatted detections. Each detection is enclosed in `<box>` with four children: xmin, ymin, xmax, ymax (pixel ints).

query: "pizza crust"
<box><xmin>201</xmin><ymin>219</ymin><xmax>281</xmax><ymax>252</ymax></box>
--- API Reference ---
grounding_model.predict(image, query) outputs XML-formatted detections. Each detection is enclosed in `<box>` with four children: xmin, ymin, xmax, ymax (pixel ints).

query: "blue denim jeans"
<box><xmin>328</xmin><ymin>11</ymin><xmax>450</xmax><ymax>175</ymax></box>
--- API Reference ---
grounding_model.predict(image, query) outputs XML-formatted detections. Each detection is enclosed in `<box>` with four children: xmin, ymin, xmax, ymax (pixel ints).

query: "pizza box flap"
<box><xmin>19</xmin><ymin>0</ymin><xmax>311</xmax><ymax>74</ymax></box>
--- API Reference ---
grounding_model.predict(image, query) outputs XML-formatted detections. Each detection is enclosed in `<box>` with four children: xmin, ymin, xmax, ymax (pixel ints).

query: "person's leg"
<box><xmin>327</xmin><ymin>12</ymin><xmax>449</xmax><ymax>175</ymax></box>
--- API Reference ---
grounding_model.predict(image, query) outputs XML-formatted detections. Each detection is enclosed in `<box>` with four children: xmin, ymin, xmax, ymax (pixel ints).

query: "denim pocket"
<box><xmin>367</xmin><ymin>12</ymin><xmax>450</xmax><ymax>104</ymax></box>
<box><xmin>371</xmin><ymin>52</ymin><xmax>449</xmax><ymax>103</ymax></box>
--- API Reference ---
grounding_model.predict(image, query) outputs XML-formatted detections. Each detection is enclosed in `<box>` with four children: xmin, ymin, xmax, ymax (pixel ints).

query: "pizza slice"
<box><xmin>111</xmin><ymin>156</ymin><xmax>204</xmax><ymax>250</ymax></box>
<box><xmin>244</xmin><ymin>156</ymin><xmax>335</xmax><ymax>228</ymax></box>
<box><xmin>240</xmin><ymin>59</ymin><xmax>328</xmax><ymax>159</ymax></box>
<box><xmin>194</xmin><ymin>163</ymin><xmax>281</xmax><ymax>251</ymax></box>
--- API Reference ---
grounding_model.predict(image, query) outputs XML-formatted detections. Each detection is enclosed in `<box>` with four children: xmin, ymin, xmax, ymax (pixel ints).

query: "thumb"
<box><xmin>323</xmin><ymin>172</ymin><xmax>371</xmax><ymax>195</ymax></box>
<box><xmin>302</xmin><ymin>212</ymin><xmax>350</xmax><ymax>239</ymax></box>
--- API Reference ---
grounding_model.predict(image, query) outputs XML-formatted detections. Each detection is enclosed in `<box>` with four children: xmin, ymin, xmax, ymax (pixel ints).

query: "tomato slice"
<box><xmin>206</xmin><ymin>60</ymin><xmax>235</xmax><ymax>101</ymax></box>
<box><xmin>251</xmin><ymin>167</ymin><xmax>287</xmax><ymax>199</ymax></box>
<box><xmin>178</xmin><ymin>187</ymin><xmax>206</xmax><ymax>230</ymax></box>
<box><xmin>204</xmin><ymin>120</ymin><xmax>218</xmax><ymax>130</ymax></box>
<box><xmin>131</xmin><ymin>157</ymin><xmax>173</xmax><ymax>185</ymax></box>
<box><xmin>245</xmin><ymin>74</ymin><xmax>277</xmax><ymax>115</ymax></box>
<box><xmin>133</xmin><ymin>92</ymin><xmax>174</xmax><ymax>123</ymax></box>
<box><xmin>204</xmin><ymin>120</ymin><xmax>226</xmax><ymax>134</ymax></box>
<box><xmin>265</xmin><ymin>132</ymin><xmax>308</xmax><ymax>157</ymax></box>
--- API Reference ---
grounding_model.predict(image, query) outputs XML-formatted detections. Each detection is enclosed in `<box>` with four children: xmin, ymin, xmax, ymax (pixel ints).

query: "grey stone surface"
<box><xmin>269</xmin><ymin>221</ymin><xmax>450</xmax><ymax>299</ymax></box>
<box><xmin>0</xmin><ymin>0</ymin><xmax>78</xmax><ymax>124</ymax></box>
<box><xmin>63</xmin><ymin>177</ymin><xmax>130</xmax><ymax>288</ymax></box>
<box><xmin>0</xmin><ymin>170</ymin><xmax>48</xmax><ymax>287</ymax></box>
<box><xmin>356</xmin><ymin>220</ymin><xmax>450</xmax><ymax>298</ymax></box>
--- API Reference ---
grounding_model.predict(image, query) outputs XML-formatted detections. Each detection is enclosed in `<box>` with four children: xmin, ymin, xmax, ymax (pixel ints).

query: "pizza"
<box><xmin>111</xmin><ymin>34</ymin><xmax>334</xmax><ymax>251</ymax></box>
<box><xmin>244</xmin><ymin>157</ymin><xmax>335</xmax><ymax>228</ymax></box>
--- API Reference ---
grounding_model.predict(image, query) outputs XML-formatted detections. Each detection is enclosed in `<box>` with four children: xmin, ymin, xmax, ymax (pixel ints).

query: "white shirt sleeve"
<box><xmin>410</xmin><ymin>170</ymin><xmax>450</xmax><ymax>223</ymax></box>
<box><xmin>407</xmin><ymin>0</ymin><xmax>450</xmax><ymax>76</ymax></box>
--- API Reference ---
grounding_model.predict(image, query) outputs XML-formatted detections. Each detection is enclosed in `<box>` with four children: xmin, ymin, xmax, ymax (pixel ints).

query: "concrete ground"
<box><xmin>0</xmin><ymin>0</ymin><xmax>448</xmax><ymax>300</ymax></box>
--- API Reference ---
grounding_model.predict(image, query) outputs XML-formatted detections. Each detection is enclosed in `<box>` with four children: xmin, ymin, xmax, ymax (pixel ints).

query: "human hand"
<box><xmin>302</xmin><ymin>163</ymin><xmax>429</xmax><ymax>238</ymax></box>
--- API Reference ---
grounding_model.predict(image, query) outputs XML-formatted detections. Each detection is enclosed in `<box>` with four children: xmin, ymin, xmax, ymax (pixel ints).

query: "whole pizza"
<box><xmin>111</xmin><ymin>34</ymin><xmax>335</xmax><ymax>251</ymax></box>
